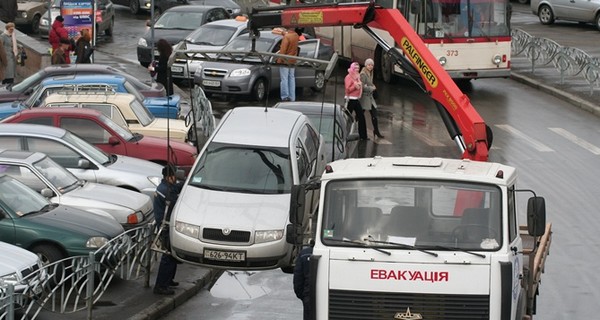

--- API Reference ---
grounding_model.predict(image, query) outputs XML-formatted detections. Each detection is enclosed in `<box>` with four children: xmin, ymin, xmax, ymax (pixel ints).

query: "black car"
<box><xmin>0</xmin><ymin>64</ymin><xmax>166</xmax><ymax>104</ymax></box>
<box><xmin>136</xmin><ymin>5</ymin><xmax>230</xmax><ymax>67</ymax></box>
<box><xmin>153</xmin><ymin>0</ymin><xmax>241</xmax><ymax>15</ymax></box>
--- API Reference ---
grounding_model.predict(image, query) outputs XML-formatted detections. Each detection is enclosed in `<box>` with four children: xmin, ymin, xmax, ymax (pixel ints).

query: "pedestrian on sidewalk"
<box><xmin>345</xmin><ymin>62</ymin><xmax>368</xmax><ymax>140</ymax></box>
<box><xmin>153</xmin><ymin>164</ymin><xmax>183</xmax><ymax>295</ymax></box>
<box><xmin>51</xmin><ymin>38</ymin><xmax>70</xmax><ymax>65</ymax></box>
<box><xmin>49</xmin><ymin>16</ymin><xmax>74</xmax><ymax>64</ymax></box>
<box><xmin>293</xmin><ymin>242</ymin><xmax>314</xmax><ymax>320</ymax></box>
<box><xmin>277</xmin><ymin>27</ymin><xmax>300</xmax><ymax>101</ymax></box>
<box><xmin>360</xmin><ymin>58</ymin><xmax>384</xmax><ymax>139</ymax></box>
<box><xmin>0</xmin><ymin>22</ymin><xmax>17</xmax><ymax>85</ymax></box>
<box><xmin>148</xmin><ymin>38</ymin><xmax>174</xmax><ymax>96</ymax></box>
<box><xmin>75</xmin><ymin>28</ymin><xmax>93</xmax><ymax>63</ymax></box>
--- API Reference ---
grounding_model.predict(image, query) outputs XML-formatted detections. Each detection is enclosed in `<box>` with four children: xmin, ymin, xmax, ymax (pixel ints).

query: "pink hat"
<box><xmin>348</xmin><ymin>62</ymin><xmax>360</xmax><ymax>73</ymax></box>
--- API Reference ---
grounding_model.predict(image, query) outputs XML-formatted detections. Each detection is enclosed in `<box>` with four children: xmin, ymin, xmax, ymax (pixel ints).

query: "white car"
<box><xmin>0</xmin><ymin>241</ymin><xmax>43</xmax><ymax>293</ymax></box>
<box><xmin>0</xmin><ymin>150</ymin><xmax>154</xmax><ymax>229</ymax></box>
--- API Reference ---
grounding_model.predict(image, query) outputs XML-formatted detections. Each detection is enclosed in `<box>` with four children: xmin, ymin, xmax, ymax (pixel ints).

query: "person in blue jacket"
<box><xmin>293</xmin><ymin>242</ymin><xmax>314</xmax><ymax>320</ymax></box>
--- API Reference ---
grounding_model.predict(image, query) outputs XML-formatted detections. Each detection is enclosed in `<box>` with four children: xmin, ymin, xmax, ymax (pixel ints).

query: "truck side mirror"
<box><xmin>289</xmin><ymin>184</ymin><xmax>306</xmax><ymax>225</ymax></box>
<box><xmin>527</xmin><ymin>196</ymin><xmax>546</xmax><ymax>237</ymax></box>
<box><xmin>285</xmin><ymin>224</ymin><xmax>300</xmax><ymax>245</ymax></box>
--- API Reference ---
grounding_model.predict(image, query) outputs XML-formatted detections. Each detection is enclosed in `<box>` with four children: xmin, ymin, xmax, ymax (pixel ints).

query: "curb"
<box><xmin>128</xmin><ymin>269</ymin><xmax>224</xmax><ymax>320</ymax></box>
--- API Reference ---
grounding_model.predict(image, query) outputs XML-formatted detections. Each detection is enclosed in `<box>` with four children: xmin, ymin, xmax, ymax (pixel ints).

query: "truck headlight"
<box><xmin>492</xmin><ymin>54</ymin><xmax>502</xmax><ymax>66</ymax></box>
<box><xmin>175</xmin><ymin>221</ymin><xmax>200</xmax><ymax>238</ymax></box>
<box><xmin>148</xmin><ymin>176</ymin><xmax>161</xmax><ymax>186</ymax></box>
<box><xmin>230</xmin><ymin>68</ymin><xmax>251</xmax><ymax>77</ymax></box>
<box><xmin>138</xmin><ymin>38</ymin><xmax>148</xmax><ymax>47</ymax></box>
<box><xmin>255</xmin><ymin>230</ymin><xmax>283</xmax><ymax>243</ymax></box>
<box><xmin>439</xmin><ymin>56</ymin><xmax>447</xmax><ymax>66</ymax></box>
<box><xmin>86</xmin><ymin>237</ymin><xmax>109</xmax><ymax>248</ymax></box>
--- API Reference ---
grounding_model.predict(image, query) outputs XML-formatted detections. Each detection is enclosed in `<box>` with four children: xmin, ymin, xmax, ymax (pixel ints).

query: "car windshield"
<box><xmin>223</xmin><ymin>36</ymin><xmax>274</xmax><ymax>53</ymax></box>
<box><xmin>33</xmin><ymin>156</ymin><xmax>79</xmax><ymax>194</ymax></box>
<box><xmin>0</xmin><ymin>175</ymin><xmax>51</xmax><ymax>216</ymax></box>
<box><xmin>321</xmin><ymin>179</ymin><xmax>502</xmax><ymax>251</ymax></box>
<box><xmin>10</xmin><ymin>70</ymin><xmax>46</xmax><ymax>93</ymax></box>
<box><xmin>129</xmin><ymin>100</ymin><xmax>154</xmax><ymax>126</ymax></box>
<box><xmin>187</xmin><ymin>25</ymin><xmax>238</xmax><ymax>46</ymax></box>
<box><xmin>62</xmin><ymin>131</ymin><xmax>111</xmax><ymax>165</ymax></box>
<box><xmin>155</xmin><ymin>12</ymin><xmax>205</xmax><ymax>30</ymax></box>
<box><xmin>98</xmin><ymin>113</ymin><xmax>134</xmax><ymax>140</ymax></box>
<box><xmin>189</xmin><ymin>142</ymin><xmax>292</xmax><ymax>194</ymax></box>
<box><xmin>305</xmin><ymin>114</ymin><xmax>334</xmax><ymax>143</ymax></box>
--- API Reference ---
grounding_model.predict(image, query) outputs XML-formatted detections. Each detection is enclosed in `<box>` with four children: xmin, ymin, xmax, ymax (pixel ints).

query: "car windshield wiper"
<box><xmin>364</xmin><ymin>235</ymin><xmax>438</xmax><ymax>257</ymax></box>
<box><xmin>191</xmin><ymin>183</ymin><xmax>227</xmax><ymax>192</ymax></box>
<box><xmin>431</xmin><ymin>245</ymin><xmax>486</xmax><ymax>258</ymax></box>
<box><xmin>192</xmin><ymin>41</ymin><xmax>213</xmax><ymax>45</ymax></box>
<box><xmin>24</xmin><ymin>203</ymin><xmax>58</xmax><ymax>216</ymax></box>
<box><xmin>326</xmin><ymin>238</ymin><xmax>391</xmax><ymax>256</ymax></box>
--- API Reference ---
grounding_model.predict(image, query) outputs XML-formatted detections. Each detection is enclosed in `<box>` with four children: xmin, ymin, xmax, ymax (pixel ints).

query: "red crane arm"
<box><xmin>250</xmin><ymin>2</ymin><xmax>489</xmax><ymax>161</ymax></box>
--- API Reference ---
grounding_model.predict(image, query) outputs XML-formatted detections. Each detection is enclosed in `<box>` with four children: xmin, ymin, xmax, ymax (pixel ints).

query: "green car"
<box><xmin>0</xmin><ymin>175</ymin><xmax>124</xmax><ymax>265</ymax></box>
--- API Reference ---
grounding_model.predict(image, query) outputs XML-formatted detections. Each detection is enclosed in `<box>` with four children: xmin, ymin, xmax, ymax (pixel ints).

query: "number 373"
<box><xmin>446</xmin><ymin>50</ymin><xmax>459</xmax><ymax>56</ymax></box>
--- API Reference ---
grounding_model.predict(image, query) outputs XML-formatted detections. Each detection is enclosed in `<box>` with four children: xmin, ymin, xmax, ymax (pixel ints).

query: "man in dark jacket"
<box><xmin>0</xmin><ymin>0</ymin><xmax>17</xmax><ymax>23</ymax></box>
<box><xmin>49</xmin><ymin>16</ymin><xmax>73</xmax><ymax>64</ymax></box>
<box><xmin>293</xmin><ymin>244</ymin><xmax>314</xmax><ymax>320</ymax></box>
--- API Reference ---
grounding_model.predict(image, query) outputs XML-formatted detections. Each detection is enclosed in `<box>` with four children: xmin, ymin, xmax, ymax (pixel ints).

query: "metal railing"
<box><xmin>512</xmin><ymin>28</ymin><xmax>600</xmax><ymax>95</ymax></box>
<box><xmin>0</xmin><ymin>225</ymin><xmax>155</xmax><ymax>320</ymax></box>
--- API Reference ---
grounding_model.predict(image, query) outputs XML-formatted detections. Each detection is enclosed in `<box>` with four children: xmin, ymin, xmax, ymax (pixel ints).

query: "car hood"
<box><xmin>202</xmin><ymin>60</ymin><xmax>255</xmax><ymax>71</ymax></box>
<box><xmin>28</xmin><ymin>205</ymin><xmax>124</xmax><ymax>238</ymax></box>
<box><xmin>174</xmin><ymin>187</ymin><xmax>290</xmax><ymax>231</ymax></box>
<box><xmin>143</xmin><ymin>29</ymin><xmax>194</xmax><ymax>45</ymax></box>
<box><xmin>144</xmin><ymin>94</ymin><xmax>181</xmax><ymax>108</ymax></box>
<box><xmin>0</xmin><ymin>242</ymin><xmax>39</xmax><ymax>277</ymax></box>
<box><xmin>186</xmin><ymin>43</ymin><xmax>226</xmax><ymax>52</ymax></box>
<box><xmin>17</xmin><ymin>1</ymin><xmax>45</xmax><ymax>11</ymax></box>
<box><xmin>64</xmin><ymin>182</ymin><xmax>152</xmax><ymax>213</ymax></box>
<box><xmin>138</xmin><ymin>135</ymin><xmax>197</xmax><ymax>155</ymax></box>
<box><xmin>107</xmin><ymin>154</ymin><xmax>162</xmax><ymax>177</ymax></box>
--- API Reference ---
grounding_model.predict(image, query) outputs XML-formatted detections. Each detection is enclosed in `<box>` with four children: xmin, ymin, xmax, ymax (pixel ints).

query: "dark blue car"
<box><xmin>0</xmin><ymin>74</ymin><xmax>181</xmax><ymax>120</ymax></box>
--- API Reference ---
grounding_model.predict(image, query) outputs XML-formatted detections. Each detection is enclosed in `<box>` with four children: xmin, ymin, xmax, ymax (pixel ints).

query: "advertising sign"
<box><xmin>60</xmin><ymin>0</ymin><xmax>94</xmax><ymax>39</ymax></box>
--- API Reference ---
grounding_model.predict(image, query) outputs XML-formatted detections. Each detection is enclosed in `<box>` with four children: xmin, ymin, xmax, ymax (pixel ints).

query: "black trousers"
<box><xmin>347</xmin><ymin>99</ymin><xmax>367</xmax><ymax>139</ymax></box>
<box><xmin>155</xmin><ymin>254</ymin><xmax>177</xmax><ymax>288</ymax></box>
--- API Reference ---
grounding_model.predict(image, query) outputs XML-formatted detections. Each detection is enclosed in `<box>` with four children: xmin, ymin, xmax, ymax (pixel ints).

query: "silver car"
<box><xmin>531</xmin><ymin>0</ymin><xmax>600</xmax><ymax>30</ymax></box>
<box><xmin>0</xmin><ymin>150</ymin><xmax>154</xmax><ymax>229</ymax></box>
<box><xmin>0</xmin><ymin>123</ymin><xmax>162</xmax><ymax>198</ymax></box>
<box><xmin>0</xmin><ymin>241</ymin><xmax>43</xmax><ymax>293</ymax></box>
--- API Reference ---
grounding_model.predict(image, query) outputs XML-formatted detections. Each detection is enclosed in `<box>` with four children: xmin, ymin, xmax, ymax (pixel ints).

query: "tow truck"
<box><xmin>169</xmin><ymin>2</ymin><xmax>551</xmax><ymax>318</ymax></box>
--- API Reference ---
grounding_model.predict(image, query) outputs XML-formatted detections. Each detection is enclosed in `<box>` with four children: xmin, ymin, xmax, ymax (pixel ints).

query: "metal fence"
<box><xmin>512</xmin><ymin>28</ymin><xmax>600</xmax><ymax>95</ymax></box>
<box><xmin>0</xmin><ymin>225</ymin><xmax>155</xmax><ymax>320</ymax></box>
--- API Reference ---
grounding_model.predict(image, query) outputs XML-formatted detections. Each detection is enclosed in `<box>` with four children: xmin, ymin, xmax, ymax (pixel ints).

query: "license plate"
<box><xmin>171</xmin><ymin>66</ymin><xmax>184</xmax><ymax>73</ymax></box>
<box><xmin>204</xmin><ymin>249</ymin><xmax>245</xmax><ymax>262</ymax></box>
<box><xmin>202</xmin><ymin>80</ymin><xmax>221</xmax><ymax>87</ymax></box>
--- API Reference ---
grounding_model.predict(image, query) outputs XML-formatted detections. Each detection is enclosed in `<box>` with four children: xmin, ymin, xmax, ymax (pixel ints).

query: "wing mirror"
<box><xmin>40</xmin><ymin>188</ymin><xmax>55</xmax><ymax>198</ymax></box>
<box><xmin>77</xmin><ymin>159</ymin><xmax>91</xmax><ymax>169</ymax></box>
<box><xmin>527</xmin><ymin>196</ymin><xmax>546</xmax><ymax>237</ymax></box>
<box><xmin>108</xmin><ymin>136</ymin><xmax>120</xmax><ymax>146</ymax></box>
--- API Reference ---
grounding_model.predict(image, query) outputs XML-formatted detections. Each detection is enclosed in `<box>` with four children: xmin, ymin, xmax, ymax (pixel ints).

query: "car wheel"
<box><xmin>31</xmin><ymin>15</ymin><xmax>41</xmax><ymax>34</ymax></box>
<box><xmin>379</xmin><ymin>47</ymin><xmax>393</xmax><ymax>84</ymax></box>
<box><xmin>31</xmin><ymin>244</ymin><xmax>65</xmax><ymax>265</ymax></box>
<box><xmin>252</xmin><ymin>78</ymin><xmax>267</xmax><ymax>101</ymax></box>
<box><xmin>311</xmin><ymin>71</ymin><xmax>325</xmax><ymax>92</ymax></box>
<box><xmin>129</xmin><ymin>0</ymin><xmax>140</xmax><ymax>14</ymax></box>
<box><xmin>595</xmin><ymin>13</ymin><xmax>600</xmax><ymax>31</ymax></box>
<box><xmin>538</xmin><ymin>5</ymin><xmax>554</xmax><ymax>25</ymax></box>
<box><xmin>105</xmin><ymin>18</ymin><xmax>114</xmax><ymax>37</ymax></box>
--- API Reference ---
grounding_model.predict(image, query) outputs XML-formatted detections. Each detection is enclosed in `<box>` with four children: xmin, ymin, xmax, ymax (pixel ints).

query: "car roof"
<box><xmin>274</xmin><ymin>101</ymin><xmax>342</xmax><ymax>116</ymax></box>
<box><xmin>213</xmin><ymin>107</ymin><xmax>305</xmax><ymax>148</ymax></box>
<box><xmin>42</xmin><ymin>92</ymin><xmax>136</xmax><ymax>104</ymax></box>
<box><xmin>0</xmin><ymin>123</ymin><xmax>68</xmax><ymax>137</ymax></box>
<box><xmin>43</xmin><ymin>74</ymin><xmax>127</xmax><ymax>85</ymax></box>
<box><xmin>165</xmin><ymin>5</ymin><xmax>222</xmax><ymax>12</ymax></box>
<box><xmin>11</xmin><ymin>107</ymin><xmax>104</xmax><ymax>117</ymax></box>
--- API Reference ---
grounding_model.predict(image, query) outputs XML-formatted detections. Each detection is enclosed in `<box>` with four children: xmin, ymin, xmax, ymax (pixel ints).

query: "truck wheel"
<box><xmin>538</xmin><ymin>5</ymin><xmax>554</xmax><ymax>25</ymax></box>
<box><xmin>252</xmin><ymin>78</ymin><xmax>267</xmax><ymax>101</ymax></box>
<box><xmin>130</xmin><ymin>0</ymin><xmax>140</xmax><ymax>14</ymax></box>
<box><xmin>31</xmin><ymin>244</ymin><xmax>65</xmax><ymax>265</ymax></box>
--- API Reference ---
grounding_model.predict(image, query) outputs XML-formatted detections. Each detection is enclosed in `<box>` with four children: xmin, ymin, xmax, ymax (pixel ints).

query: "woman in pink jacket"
<box><xmin>345</xmin><ymin>62</ymin><xmax>368</xmax><ymax>140</ymax></box>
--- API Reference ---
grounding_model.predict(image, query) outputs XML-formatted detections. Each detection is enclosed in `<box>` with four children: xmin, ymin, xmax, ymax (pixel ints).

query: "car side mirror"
<box><xmin>78</xmin><ymin>159</ymin><xmax>91</xmax><ymax>169</ymax></box>
<box><xmin>108</xmin><ymin>136</ymin><xmax>120</xmax><ymax>146</ymax></box>
<box><xmin>40</xmin><ymin>188</ymin><xmax>55</xmax><ymax>198</ymax></box>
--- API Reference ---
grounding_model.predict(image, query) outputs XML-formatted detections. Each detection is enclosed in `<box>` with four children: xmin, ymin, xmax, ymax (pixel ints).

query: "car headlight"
<box><xmin>40</xmin><ymin>18</ymin><xmax>49</xmax><ymax>26</ymax></box>
<box><xmin>127</xmin><ymin>211</ymin><xmax>144</xmax><ymax>225</ymax></box>
<box><xmin>175</xmin><ymin>220</ymin><xmax>200</xmax><ymax>238</ymax></box>
<box><xmin>21</xmin><ymin>12</ymin><xmax>27</xmax><ymax>18</ymax></box>
<box><xmin>230</xmin><ymin>68</ymin><xmax>251</xmax><ymax>77</ymax></box>
<box><xmin>138</xmin><ymin>38</ymin><xmax>148</xmax><ymax>47</ymax></box>
<box><xmin>86</xmin><ymin>237</ymin><xmax>109</xmax><ymax>248</ymax></box>
<box><xmin>148</xmin><ymin>176</ymin><xmax>161</xmax><ymax>186</ymax></box>
<box><xmin>255</xmin><ymin>230</ymin><xmax>284</xmax><ymax>243</ymax></box>
<box><xmin>439</xmin><ymin>56</ymin><xmax>447</xmax><ymax>66</ymax></box>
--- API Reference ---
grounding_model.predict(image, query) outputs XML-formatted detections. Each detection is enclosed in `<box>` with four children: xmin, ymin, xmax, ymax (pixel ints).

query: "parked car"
<box><xmin>171</xmin><ymin>17</ymin><xmax>249</xmax><ymax>82</ymax></box>
<box><xmin>0</xmin><ymin>149</ymin><xmax>154</xmax><ymax>229</ymax></box>
<box><xmin>137</xmin><ymin>5</ymin><xmax>230</xmax><ymax>67</ymax></box>
<box><xmin>0</xmin><ymin>174</ymin><xmax>124</xmax><ymax>264</ymax></box>
<box><xmin>112</xmin><ymin>0</ymin><xmax>151</xmax><ymax>15</ymax></box>
<box><xmin>2</xmin><ymin>108</ymin><xmax>198</xmax><ymax>173</ymax></box>
<box><xmin>0</xmin><ymin>64</ymin><xmax>166</xmax><ymax>104</ymax></box>
<box><xmin>170</xmin><ymin>107</ymin><xmax>326</xmax><ymax>272</ymax></box>
<box><xmin>0</xmin><ymin>74</ymin><xmax>181</xmax><ymax>119</ymax></box>
<box><xmin>153</xmin><ymin>0</ymin><xmax>240</xmax><ymax>16</ymax></box>
<box><xmin>0</xmin><ymin>241</ymin><xmax>43</xmax><ymax>293</ymax></box>
<box><xmin>531</xmin><ymin>0</ymin><xmax>600</xmax><ymax>30</ymax></box>
<box><xmin>39</xmin><ymin>0</ymin><xmax>115</xmax><ymax>38</ymax></box>
<box><xmin>274</xmin><ymin>101</ymin><xmax>359</xmax><ymax>162</ymax></box>
<box><xmin>15</xmin><ymin>0</ymin><xmax>47</xmax><ymax>34</ymax></box>
<box><xmin>0</xmin><ymin>123</ymin><xmax>163</xmax><ymax>198</ymax></box>
<box><xmin>193</xmin><ymin>30</ymin><xmax>331</xmax><ymax>101</ymax></box>
<box><xmin>40</xmin><ymin>92</ymin><xmax>193</xmax><ymax>144</ymax></box>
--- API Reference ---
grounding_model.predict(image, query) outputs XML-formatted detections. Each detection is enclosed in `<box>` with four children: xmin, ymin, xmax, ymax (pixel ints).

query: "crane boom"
<box><xmin>249</xmin><ymin>1</ymin><xmax>490</xmax><ymax>161</ymax></box>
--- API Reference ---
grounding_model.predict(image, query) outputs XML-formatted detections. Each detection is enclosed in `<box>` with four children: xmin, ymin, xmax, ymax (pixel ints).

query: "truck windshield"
<box><xmin>189</xmin><ymin>142</ymin><xmax>293</xmax><ymax>194</ymax></box>
<box><xmin>321</xmin><ymin>179</ymin><xmax>502</xmax><ymax>251</ymax></box>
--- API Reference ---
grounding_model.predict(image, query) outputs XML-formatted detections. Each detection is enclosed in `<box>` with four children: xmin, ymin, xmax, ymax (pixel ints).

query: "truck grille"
<box><xmin>203</xmin><ymin>68</ymin><xmax>228</xmax><ymax>78</ymax></box>
<box><xmin>328</xmin><ymin>289</ymin><xmax>489</xmax><ymax>319</ymax></box>
<box><xmin>202</xmin><ymin>228</ymin><xmax>251</xmax><ymax>242</ymax></box>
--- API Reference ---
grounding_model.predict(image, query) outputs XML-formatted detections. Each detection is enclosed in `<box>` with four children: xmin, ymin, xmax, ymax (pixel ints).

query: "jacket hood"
<box><xmin>52</xmin><ymin>20</ymin><xmax>63</xmax><ymax>29</ymax></box>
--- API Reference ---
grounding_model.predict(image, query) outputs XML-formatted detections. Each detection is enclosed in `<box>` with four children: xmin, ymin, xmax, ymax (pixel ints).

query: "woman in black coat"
<box><xmin>149</xmin><ymin>38</ymin><xmax>173</xmax><ymax>96</ymax></box>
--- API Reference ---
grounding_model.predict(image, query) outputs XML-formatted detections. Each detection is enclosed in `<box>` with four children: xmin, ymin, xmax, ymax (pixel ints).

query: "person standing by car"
<box><xmin>75</xmin><ymin>29</ymin><xmax>93</xmax><ymax>63</ymax></box>
<box><xmin>345</xmin><ymin>62</ymin><xmax>367</xmax><ymax>140</ymax></box>
<box><xmin>294</xmin><ymin>242</ymin><xmax>314</xmax><ymax>320</ymax></box>
<box><xmin>0</xmin><ymin>0</ymin><xmax>17</xmax><ymax>24</ymax></box>
<box><xmin>153</xmin><ymin>164</ymin><xmax>183</xmax><ymax>295</ymax></box>
<box><xmin>360</xmin><ymin>58</ymin><xmax>384</xmax><ymax>139</ymax></box>
<box><xmin>0</xmin><ymin>22</ymin><xmax>17</xmax><ymax>85</ymax></box>
<box><xmin>49</xmin><ymin>16</ymin><xmax>73</xmax><ymax>64</ymax></box>
<box><xmin>148</xmin><ymin>39</ymin><xmax>173</xmax><ymax>96</ymax></box>
<box><xmin>276</xmin><ymin>27</ymin><xmax>300</xmax><ymax>102</ymax></box>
